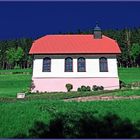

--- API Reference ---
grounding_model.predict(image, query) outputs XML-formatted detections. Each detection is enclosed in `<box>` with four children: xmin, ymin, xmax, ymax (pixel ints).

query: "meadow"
<box><xmin>1</xmin><ymin>99</ymin><xmax>140</xmax><ymax>137</ymax></box>
<box><xmin>0</xmin><ymin>67</ymin><xmax>140</xmax><ymax>138</ymax></box>
<box><xmin>118</xmin><ymin>67</ymin><xmax>140</xmax><ymax>83</ymax></box>
<box><xmin>0</xmin><ymin>74</ymin><xmax>31</xmax><ymax>97</ymax></box>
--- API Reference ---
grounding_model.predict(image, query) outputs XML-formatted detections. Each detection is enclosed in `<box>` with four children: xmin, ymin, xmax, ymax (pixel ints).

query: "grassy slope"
<box><xmin>119</xmin><ymin>67</ymin><xmax>140</xmax><ymax>83</ymax></box>
<box><xmin>0</xmin><ymin>74</ymin><xmax>31</xmax><ymax>97</ymax></box>
<box><xmin>0</xmin><ymin>68</ymin><xmax>140</xmax><ymax>137</ymax></box>
<box><xmin>1</xmin><ymin>99</ymin><xmax>140</xmax><ymax>137</ymax></box>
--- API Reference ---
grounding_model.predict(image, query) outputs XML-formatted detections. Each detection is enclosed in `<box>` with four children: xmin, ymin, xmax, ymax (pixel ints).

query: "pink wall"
<box><xmin>32</xmin><ymin>77</ymin><xmax>120</xmax><ymax>92</ymax></box>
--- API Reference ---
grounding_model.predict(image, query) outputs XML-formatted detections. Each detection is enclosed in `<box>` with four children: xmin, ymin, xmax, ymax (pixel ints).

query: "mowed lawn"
<box><xmin>0</xmin><ymin>74</ymin><xmax>31</xmax><ymax>97</ymax></box>
<box><xmin>119</xmin><ymin>67</ymin><xmax>140</xmax><ymax>83</ymax></box>
<box><xmin>1</xmin><ymin>99</ymin><xmax>140</xmax><ymax>138</ymax></box>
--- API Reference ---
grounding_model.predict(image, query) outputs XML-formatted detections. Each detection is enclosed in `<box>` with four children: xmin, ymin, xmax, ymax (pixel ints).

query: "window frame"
<box><xmin>99</xmin><ymin>57</ymin><xmax>108</xmax><ymax>72</ymax></box>
<box><xmin>42</xmin><ymin>57</ymin><xmax>51</xmax><ymax>72</ymax></box>
<box><xmin>77</xmin><ymin>57</ymin><xmax>86</xmax><ymax>72</ymax></box>
<box><xmin>65</xmin><ymin>57</ymin><xmax>73</xmax><ymax>72</ymax></box>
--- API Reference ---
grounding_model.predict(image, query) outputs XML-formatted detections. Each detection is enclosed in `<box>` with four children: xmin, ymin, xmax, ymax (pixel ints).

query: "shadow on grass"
<box><xmin>14</xmin><ymin>111</ymin><xmax>140</xmax><ymax>138</ymax></box>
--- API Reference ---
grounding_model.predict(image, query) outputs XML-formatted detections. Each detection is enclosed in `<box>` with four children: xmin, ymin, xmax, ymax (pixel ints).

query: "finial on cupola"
<box><xmin>93</xmin><ymin>22</ymin><xmax>102</xmax><ymax>39</ymax></box>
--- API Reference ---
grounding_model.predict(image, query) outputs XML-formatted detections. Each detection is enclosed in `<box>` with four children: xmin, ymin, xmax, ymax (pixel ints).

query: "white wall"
<box><xmin>32</xmin><ymin>54</ymin><xmax>119</xmax><ymax>78</ymax></box>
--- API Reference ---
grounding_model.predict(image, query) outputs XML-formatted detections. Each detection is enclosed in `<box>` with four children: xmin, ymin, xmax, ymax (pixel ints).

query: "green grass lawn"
<box><xmin>1</xmin><ymin>99</ymin><xmax>140</xmax><ymax>137</ymax></box>
<box><xmin>0</xmin><ymin>74</ymin><xmax>31</xmax><ymax>97</ymax></box>
<box><xmin>119</xmin><ymin>67</ymin><xmax>140</xmax><ymax>83</ymax></box>
<box><xmin>0</xmin><ymin>67</ymin><xmax>140</xmax><ymax>138</ymax></box>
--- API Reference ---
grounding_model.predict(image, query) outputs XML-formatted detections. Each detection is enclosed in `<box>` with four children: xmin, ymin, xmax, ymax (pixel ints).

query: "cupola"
<box><xmin>93</xmin><ymin>22</ymin><xmax>102</xmax><ymax>39</ymax></box>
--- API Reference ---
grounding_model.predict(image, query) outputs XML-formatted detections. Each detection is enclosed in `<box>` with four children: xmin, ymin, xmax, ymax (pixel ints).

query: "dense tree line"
<box><xmin>0</xmin><ymin>27</ymin><xmax>140</xmax><ymax>70</ymax></box>
<box><xmin>0</xmin><ymin>38</ymin><xmax>33</xmax><ymax>69</ymax></box>
<box><xmin>103</xmin><ymin>28</ymin><xmax>140</xmax><ymax>67</ymax></box>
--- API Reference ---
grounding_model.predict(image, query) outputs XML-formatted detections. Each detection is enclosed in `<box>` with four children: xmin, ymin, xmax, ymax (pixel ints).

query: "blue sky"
<box><xmin>0</xmin><ymin>1</ymin><xmax>140</xmax><ymax>40</ymax></box>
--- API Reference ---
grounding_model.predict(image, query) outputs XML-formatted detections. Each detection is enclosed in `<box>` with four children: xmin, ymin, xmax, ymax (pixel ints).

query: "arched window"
<box><xmin>65</xmin><ymin>57</ymin><xmax>73</xmax><ymax>72</ymax></box>
<box><xmin>42</xmin><ymin>57</ymin><xmax>51</xmax><ymax>72</ymax></box>
<box><xmin>78</xmin><ymin>57</ymin><xmax>86</xmax><ymax>72</ymax></box>
<box><xmin>99</xmin><ymin>57</ymin><xmax>108</xmax><ymax>72</ymax></box>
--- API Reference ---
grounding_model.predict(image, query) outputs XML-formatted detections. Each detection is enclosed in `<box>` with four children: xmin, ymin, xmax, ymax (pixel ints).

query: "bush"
<box><xmin>131</xmin><ymin>81</ymin><xmax>140</xmax><ymax>87</ymax></box>
<box><xmin>77</xmin><ymin>85</ymin><xmax>104</xmax><ymax>92</ymax></box>
<box><xmin>98</xmin><ymin>86</ymin><xmax>104</xmax><ymax>91</ymax></box>
<box><xmin>86</xmin><ymin>86</ymin><xmax>91</xmax><ymax>91</ymax></box>
<box><xmin>77</xmin><ymin>85</ymin><xmax>91</xmax><ymax>92</ymax></box>
<box><xmin>77</xmin><ymin>87</ymin><xmax>81</xmax><ymax>92</ymax></box>
<box><xmin>120</xmin><ymin>80</ymin><xmax>127</xmax><ymax>89</ymax></box>
<box><xmin>30</xmin><ymin>80</ymin><xmax>35</xmax><ymax>91</ymax></box>
<box><xmin>22</xmin><ymin>87</ymin><xmax>31</xmax><ymax>94</ymax></box>
<box><xmin>125</xmin><ymin>84</ymin><xmax>131</xmax><ymax>89</ymax></box>
<box><xmin>119</xmin><ymin>80</ymin><xmax>131</xmax><ymax>89</ymax></box>
<box><xmin>92</xmin><ymin>85</ymin><xmax>104</xmax><ymax>91</ymax></box>
<box><xmin>66</xmin><ymin>84</ymin><xmax>73</xmax><ymax>92</ymax></box>
<box><xmin>92</xmin><ymin>85</ymin><xmax>98</xmax><ymax>91</ymax></box>
<box><xmin>77</xmin><ymin>85</ymin><xmax>103</xmax><ymax>92</ymax></box>
<box><xmin>81</xmin><ymin>86</ymin><xmax>87</xmax><ymax>92</ymax></box>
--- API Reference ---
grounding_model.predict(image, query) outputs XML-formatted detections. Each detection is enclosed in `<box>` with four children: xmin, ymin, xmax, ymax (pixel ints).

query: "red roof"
<box><xmin>29</xmin><ymin>34</ymin><xmax>121</xmax><ymax>54</ymax></box>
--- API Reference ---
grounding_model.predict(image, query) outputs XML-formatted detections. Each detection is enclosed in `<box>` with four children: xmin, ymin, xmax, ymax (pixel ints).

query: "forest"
<box><xmin>0</xmin><ymin>27</ymin><xmax>140</xmax><ymax>70</ymax></box>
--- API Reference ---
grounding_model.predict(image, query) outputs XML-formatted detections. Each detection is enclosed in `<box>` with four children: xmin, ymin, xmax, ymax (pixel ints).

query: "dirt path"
<box><xmin>64</xmin><ymin>95</ymin><xmax>140</xmax><ymax>102</ymax></box>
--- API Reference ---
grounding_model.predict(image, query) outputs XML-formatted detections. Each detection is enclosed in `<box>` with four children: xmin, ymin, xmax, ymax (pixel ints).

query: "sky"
<box><xmin>0</xmin><ymin>1</ymin><xmax>140</xmax><ymax>40</ymax></box>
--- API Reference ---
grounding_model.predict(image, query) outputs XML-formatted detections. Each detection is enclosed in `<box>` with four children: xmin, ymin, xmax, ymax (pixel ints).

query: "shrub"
<box><xmin>81</xmin><ymin>85</ymin><xmax>87</xmax><ymax>92</ymax></box>
<box><xmin>119</xmin><ymin>80</ymin><xmax>131</xmax><ymax>89</ymax></box>
<box><xmin>77</xmin><ymin>87</ymin><xmax>81</xmax><ymax>92</ymax></box>
<box><xmin>119</xmin><ymin>80</ymin><xmax>127</xmax><ymax>89</ymax></box>
<box><xmin>125</xmin><ymin>84</ymin><xmax>131</xmax><ymax>89</ymax></box>
<box><xmin>77</xmin><ymin>85</ymin><xmax>103</xmax><ymax>92</ymax></box>
<box><xmin>66</xmin><ymin>84</ymin><xmax>73</xmax><ymax>92</ymax></box>
<box><xmin>21</xmin><ymin>87</ymin><xmax>31</xmax><ymax>94</ymax></box>
<box><xmin>92</xmin><ymin>85</ymin><xmax>98</xmax><ymax>91</ymax></box>
<box><xmin>86</xmin><ymin>86</ymin><xmax>91</xmax><ymax>91</ymax></box>
<box><xmin>77</xmin><ymin>85</ymin><xmax>91</xmax><ymax>92</ymax></box>
<box><xmin>30</xmin><ymin>80</ymin><xmax>35</xmax><ymax>91</ymax></box>
<box><xmin>92</xmin><ymin>85</ymin><xmax>104</xmax><ymax>91</ymax></box>
<box><xmin>131</xmin><ymin>81</ymin><xmax>140</xmax><ymax>87</ymax></box>
<box><xmin>98</xmin><ymin>86</ymin><xmax>104</xmax><ymax>91</ymax></box>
